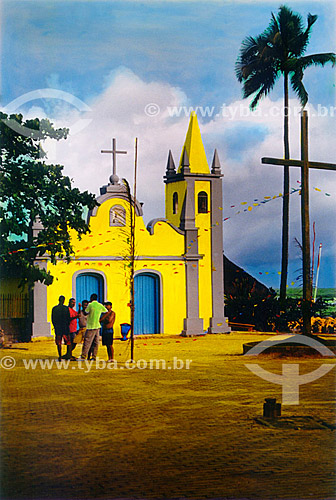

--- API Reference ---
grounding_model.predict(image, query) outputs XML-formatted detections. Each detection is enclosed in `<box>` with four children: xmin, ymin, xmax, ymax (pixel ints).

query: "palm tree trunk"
<box><xmin>280</xmin><ymin>71</ymin><xmax>290</xmax><ymax>302</ymax></box>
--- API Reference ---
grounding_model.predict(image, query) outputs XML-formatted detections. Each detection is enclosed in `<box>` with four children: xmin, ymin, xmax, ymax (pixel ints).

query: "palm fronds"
<box><xmin>236</xmin><ymin>5</ymin><xmax>335</xmax><ymax>109</ymax></box>
<box><xmin>290</xmin><ymin>68</ymin><xmax>308</xmax><ymax>107</ymax></box>
<box><xmin>298</xmin><ymin>52</ymin><xmax>336</xmax><ymax>71</ymax></box>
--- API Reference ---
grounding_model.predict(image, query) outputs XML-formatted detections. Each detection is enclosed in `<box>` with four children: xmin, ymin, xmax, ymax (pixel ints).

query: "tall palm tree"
<box><xmin>236</xmin><ymin>5</ymin><xmax>335</xmax><ymax>301</ymax></box>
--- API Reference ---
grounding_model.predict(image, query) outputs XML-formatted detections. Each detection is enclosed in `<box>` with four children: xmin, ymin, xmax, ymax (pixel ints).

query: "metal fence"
<box><xmin>0</xmin><ymin>293</ymin><xmax>29</xmax><ymax>319</ymax></box>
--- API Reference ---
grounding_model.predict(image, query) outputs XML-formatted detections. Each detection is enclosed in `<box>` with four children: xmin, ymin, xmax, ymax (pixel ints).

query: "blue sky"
<box><xmin>3</xmin><ymin>0</ymin><xmax>335</xmax><ymax>107</ymax></box>
<box><xmin>1</xmin><ymin>0</ymin><xmax>335</xmax><ymax>289</ymax></box>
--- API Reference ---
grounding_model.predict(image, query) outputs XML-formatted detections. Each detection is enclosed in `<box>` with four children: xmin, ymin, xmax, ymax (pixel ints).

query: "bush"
<box><xmin>224</xmin><ymin>279</ymin><xmax>330</xmax><ymax>332</ymax></box>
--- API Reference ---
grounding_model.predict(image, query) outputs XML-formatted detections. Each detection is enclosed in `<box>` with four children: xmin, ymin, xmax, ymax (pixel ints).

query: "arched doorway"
<box><xmin>134</xmin><ymin>272</ymin><xmax>160</xmax><ymax>335</ymax></box>
<box><xmin>75</xmin><ymin>272</ymin><xmax>104</xmax><ymax>305</ymax></box>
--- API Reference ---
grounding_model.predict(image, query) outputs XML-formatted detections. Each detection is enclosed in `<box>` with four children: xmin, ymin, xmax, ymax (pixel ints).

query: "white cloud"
<box><xmin>42</xmin><ymin>68</ymin><xmax>189</xmax><ymax>219</ymax></box>
<box><xmin>24</xmin><ymin>67</ymin><xmax>335</xmax><ymax>284</ymax></box>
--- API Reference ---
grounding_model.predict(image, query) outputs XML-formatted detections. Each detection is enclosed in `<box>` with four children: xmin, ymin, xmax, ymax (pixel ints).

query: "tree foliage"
<box><xmin>0</xmin><ymin>112</ymin><xmax>98</xmax><ymax>286</ymax></box>
<box><xmin>0</xmin><ymin>112</ymin><xmax>68</xmax><ymax>160</ymax></box>
<box><xmin>235</xmin><ymin>5</ymin><xmax>335</xmax><ymax>110</ymax></box>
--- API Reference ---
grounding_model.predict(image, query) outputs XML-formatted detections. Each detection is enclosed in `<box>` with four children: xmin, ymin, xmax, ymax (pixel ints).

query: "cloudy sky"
<box><xmin>1</xmin><ymin>0</ymin><xmax>335</xmax><ymax>289</ymax></box>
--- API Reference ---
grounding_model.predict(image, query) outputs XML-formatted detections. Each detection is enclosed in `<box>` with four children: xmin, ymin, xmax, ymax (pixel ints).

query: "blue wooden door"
<box><xmin>134</xmin><ymin>273</ymin><xmax>160</xmax><ymax>335</ymax></box>
<box><xmin>76</xmin><ymin>273</ymin><xmax>104</xmax><ymax>305</ymax></box>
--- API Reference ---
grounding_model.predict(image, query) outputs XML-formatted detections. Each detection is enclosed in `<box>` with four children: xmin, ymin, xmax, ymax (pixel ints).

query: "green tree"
<box><xmin>235</xmin><ymin>5</ymin><xmax>335</xmax><ymax>301</ymax></box>
<box><xmin>0</xmin><ymin>112</ymin><xmax>97</xmax><ymax>286</ymax></box>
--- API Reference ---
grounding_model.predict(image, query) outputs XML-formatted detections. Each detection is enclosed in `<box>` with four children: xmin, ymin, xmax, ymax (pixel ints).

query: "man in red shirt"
<box><xmin>68</xmin><ymin>298</ymin><xmax>79</xmax><ymax>360</ymax></box>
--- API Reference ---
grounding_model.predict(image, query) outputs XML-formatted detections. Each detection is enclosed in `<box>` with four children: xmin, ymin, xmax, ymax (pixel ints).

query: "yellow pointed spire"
<box><xmin>178</xmin><ymin>112</ymin><xmax>209</xmax><ymax>174</ymax></box>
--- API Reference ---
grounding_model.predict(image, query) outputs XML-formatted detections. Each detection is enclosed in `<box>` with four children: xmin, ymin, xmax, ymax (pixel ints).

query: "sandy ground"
<box><xmin>0</xmin><ymin>332</ymin><xmax>335</xmax><ymax>500</ymax></box>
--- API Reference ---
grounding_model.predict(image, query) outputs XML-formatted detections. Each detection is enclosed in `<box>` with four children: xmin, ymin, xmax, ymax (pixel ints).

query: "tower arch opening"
<box><xmin>173</xmin><ymin>192</ymin><xmax>178</xmax><ymax>214</ymax></box>
<box><xmin>198</xmin><ymin>191</ymin><xmax>208</xmax><ymax>214</ymax></box>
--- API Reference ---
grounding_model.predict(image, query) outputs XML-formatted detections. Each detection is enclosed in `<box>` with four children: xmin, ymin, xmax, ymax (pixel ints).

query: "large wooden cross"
<box><xmin>262</xmin><ymin>110</ymin><xmax>336</xmax><ymax>336</ymax></box>
<box><xmin>101</xmin><ymin>138</ymin><xmax>127</xmax><ymax>181</ymax></box>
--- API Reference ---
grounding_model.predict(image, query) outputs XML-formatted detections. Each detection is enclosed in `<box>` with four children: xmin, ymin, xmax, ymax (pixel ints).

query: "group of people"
<box><xmin>51</xmin><ymin>294</ymin><xmax>116</xmax><ymax>362</ymax></box>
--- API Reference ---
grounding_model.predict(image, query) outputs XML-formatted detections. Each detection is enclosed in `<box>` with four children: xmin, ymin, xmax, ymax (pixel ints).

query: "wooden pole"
<box><xmin>280</xmin><ymin>71</ymin><xmax>290</xmax><ymax>302</ymax></box>
<box><xmin>311</xmin><ymin>221</ymin><xmax>316</xmax><ymax>297</ymax></box>
<box><xmin>130</xmin><ymin>138</ymin><xmax>138</xmax><ymax>361</ymax></box>
<box><xmin>301</xmin><ymin>111</ymin><xmax>312</xmax><ymax>335</ymax></box>
<box><xmin>112</xmin><ymin>138</ymin><xmax>117</xmax><ymax>176</ymax></box>
<box><xmin>313</xmin><ymin>244</ymin><xmax>322</xmax><ymax>302</ymax></box>
<box><xmin>262</xmin><ymin>112</ymin><xmax>336</xmax><ymax>335</ymax></box>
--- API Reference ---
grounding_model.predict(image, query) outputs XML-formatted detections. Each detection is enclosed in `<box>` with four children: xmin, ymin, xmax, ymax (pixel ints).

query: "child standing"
<box><xmin>100</xmin><ymin>302</ymin><xmax>116</xmax><ymax>362</ymax></box>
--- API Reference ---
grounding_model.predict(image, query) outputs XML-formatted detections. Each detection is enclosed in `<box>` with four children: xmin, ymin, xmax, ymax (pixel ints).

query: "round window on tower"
<box><xmin>198</xmin><ymin>192</ymin><xmax>208</xmax><ymax>214</ymax></box>
<box><xmin>109</xmin><ymin>205</ymin><xmax>126</xmax><ymax>226</ymax></box>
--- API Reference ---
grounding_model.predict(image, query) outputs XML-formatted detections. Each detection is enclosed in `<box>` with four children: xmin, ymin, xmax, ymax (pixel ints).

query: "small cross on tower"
<box><xmin>101</xmin><ymin>138</ymin><xmax>127</xmax><ymax>184</ymax></box>
<box><xmin>262</xmin><ymin>111</ymin><xmax>336</xmax><ymax>336</ymax></box>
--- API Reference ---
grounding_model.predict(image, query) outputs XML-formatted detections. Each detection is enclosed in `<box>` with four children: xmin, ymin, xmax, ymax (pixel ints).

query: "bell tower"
<box><xmin>164</xmin><ymin>113</ymin><xmax>230</xmax><ymax>335</ymax></box>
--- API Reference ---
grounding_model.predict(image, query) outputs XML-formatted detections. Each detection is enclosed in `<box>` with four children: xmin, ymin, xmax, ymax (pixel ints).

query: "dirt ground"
<box><xmin>0</xmin><ymin>332</ymin><xmax>335</xmax><ymax>500</ymax></box>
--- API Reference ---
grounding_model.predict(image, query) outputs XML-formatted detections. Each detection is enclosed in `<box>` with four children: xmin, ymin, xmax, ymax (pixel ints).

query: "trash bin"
<box><xmin>120</xmin><ymin>323</ymin><xmax>131</xmax><ymax>341</ymax></box>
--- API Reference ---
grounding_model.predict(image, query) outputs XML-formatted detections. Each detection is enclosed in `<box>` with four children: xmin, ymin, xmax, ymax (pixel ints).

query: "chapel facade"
<box><xmin>32</xmin><ymin>113</ymin><xmax>230</xmax><ymax>338</ymax></box>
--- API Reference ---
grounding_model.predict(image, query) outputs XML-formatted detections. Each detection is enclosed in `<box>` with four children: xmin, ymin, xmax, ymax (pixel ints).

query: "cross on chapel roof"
<box><xmin>101</xmin><ymin>138</ymin><xmax>127</xmax><ymax>185</ymax></box>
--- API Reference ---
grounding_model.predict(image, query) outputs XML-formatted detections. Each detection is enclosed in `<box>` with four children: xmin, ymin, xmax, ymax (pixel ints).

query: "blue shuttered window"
<box><xmin>134</xmin><ymin>273</ymin><xmax>160</xmax><ymax>335</ymax></box>
<box><xmin>76</xmin><ymin>273</ymin><xmax>104</xmax><ymax>305</ymax></box>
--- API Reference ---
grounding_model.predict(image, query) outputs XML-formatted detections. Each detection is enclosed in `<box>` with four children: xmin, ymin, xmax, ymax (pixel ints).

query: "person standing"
<box><xmin>100</xmin><ymin>302</ymin><xmax>116</xmax><ymax>362</ymax></box>
<box><xmin>77</xmin><ymin>300</ymin><xmax>94</xmax><ymax>359</ymax></box>
<box><xmin>51</xmin><ymin>296</ymin><xmax>71</xmax><ymax>361</ymax></box>
<box><xmin>68</xmin><ymin>298</ymin><xmax>79</xmax><ymax>359</ymax></box>
<box><xmin>79</xmin><ymin>294</ymin><xmax>107</xmax><ymax>361</ymax></box>
<box><xmin>77</xmin><ymin>300</ymin><xmax>89</xmax><ymax>341</ymax></box>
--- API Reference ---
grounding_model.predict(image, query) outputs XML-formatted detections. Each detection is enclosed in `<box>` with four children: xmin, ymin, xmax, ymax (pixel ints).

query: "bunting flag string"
<box><xmin>1</xmin><ymin>241</ymin><xmax>66</xmax><ymax>258</ymax></box>
<box><xmin>313</xmin><ymin>187</ymin><xmax>331</xmax><ymax>196</ymax></box>
<box><xmin>224</xmin><ymin>186</ymin><xmax>300</xmax><ymax>221</ymax></box>
<box><xmin>66</xmin><ymin>258</ymin><xmax>302</xmax><ymax>286</ymax></box>
<box><xmin>2</xmin><ymin>235</ymin><xmax>120</xmax><ymax>258</ymax></box>
<box><xmin>232</xmin><ymin>266</ymin><xmax>301</xmax><ymax>286</ymax></box>
<box><xmin>224</xmin><ymin>181</ymin><xmax>332</xmax><ymax>222</ymax></box>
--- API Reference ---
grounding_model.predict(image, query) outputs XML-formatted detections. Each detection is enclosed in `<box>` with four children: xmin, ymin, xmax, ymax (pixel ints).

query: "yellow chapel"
<box><xmin>32</xmin><ymin>113</ymin><xmax>230</xmax><ymax>338</ymax></box>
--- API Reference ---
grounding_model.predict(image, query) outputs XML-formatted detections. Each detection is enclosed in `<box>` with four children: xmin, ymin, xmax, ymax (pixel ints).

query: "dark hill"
<box><xmin>224</xmin><ymin>254</ymin><xmax>270</xmax><ymax>297</ymax></box>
